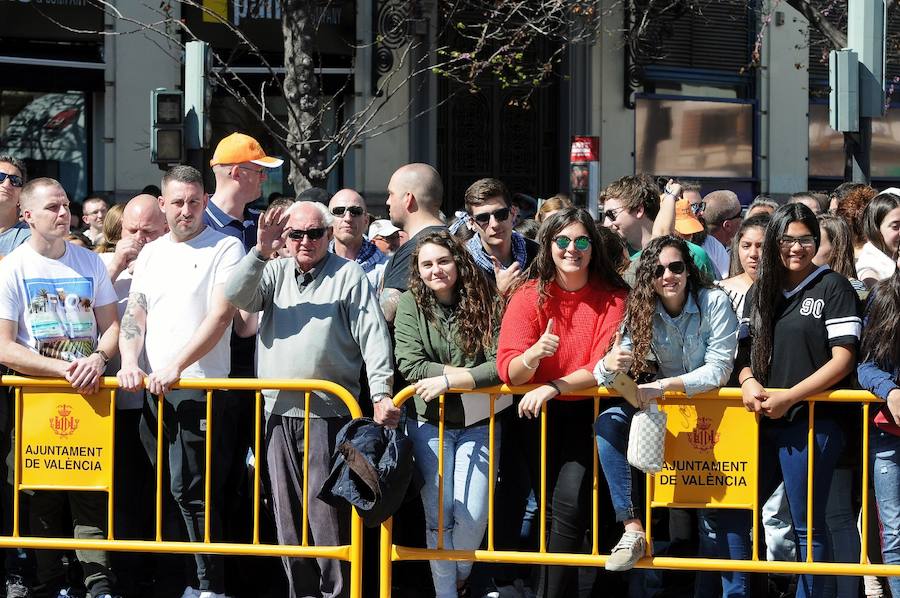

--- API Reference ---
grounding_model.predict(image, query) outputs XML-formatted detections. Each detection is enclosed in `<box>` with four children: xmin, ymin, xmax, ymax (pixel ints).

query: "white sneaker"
<box><xmin>198</xmin><ymin>592</ymin><xmax>231</xmax><ymax>598</ymax></box>
<box><xmin>864</xmin><ymin>575</ymin><xmax>884</xmax><ymax>598</ymax></box>
<box><xmin>179</xmin><ymin>588</ymin><xmax>200</xmax><ymax>598</ymax></box>
<box><xmin>605</xmin><ymin>530</ymin><xmax>646</xmax><ymax>571</ymax></box>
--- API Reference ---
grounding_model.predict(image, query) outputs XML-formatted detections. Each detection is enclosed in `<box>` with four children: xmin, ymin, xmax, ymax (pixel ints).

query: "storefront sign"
<box><xmin>652</xmin><ymin>398</ymin><xmax>758</xmax><ymax>508</ymax></box>
<box><xmin>0</xmin><ymin>0</ymin><xmax>103</xmax><ymax>42</ymax></box>
<box><xmin>20</xmin><ymin>388</ymin><xmax>113</xmax><ymax>490</ymax></box>
<box><xmin>183</xmin><ymin>0</ymin><xmax>355</xmax><ymax>55</ymax></box>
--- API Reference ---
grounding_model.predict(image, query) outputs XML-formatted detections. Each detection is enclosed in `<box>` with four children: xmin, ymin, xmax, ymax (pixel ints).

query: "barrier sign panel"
<box><xmin>20</xmin><ymin>388</ymin><xmax>113</xmax><ymax>490</ymax></box>
<box><xmin>652</xmin><ymin>398</ymin><xmax>757</xmax><ymax>507</ymax></box>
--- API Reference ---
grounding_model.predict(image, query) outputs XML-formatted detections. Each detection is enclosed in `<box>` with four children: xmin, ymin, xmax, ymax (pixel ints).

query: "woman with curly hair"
<box><xmin>721</xmin><ymin>203</ymin><xmax>861</xmax><ymax>598</ymax></box>
<box><xmin>496</xmin><ymin>207</ymin><xmax>628</xmax><ymax>597</ymax></box>
<box><xmin>394</xmin><ymin>230</ymin><xmax>507</xmax><ymax>598</ymax></box>
<box><xmin>594</xmin><ymin>236</ymin><xmax>738</xmax><ymax>572</ymax></box>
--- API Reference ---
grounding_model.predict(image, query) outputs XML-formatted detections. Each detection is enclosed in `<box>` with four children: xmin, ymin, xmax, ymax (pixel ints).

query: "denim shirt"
<box><xmin>596</xmin><ymin>286</ymin><xmax>738</xmax><ymax>397</ymax></box>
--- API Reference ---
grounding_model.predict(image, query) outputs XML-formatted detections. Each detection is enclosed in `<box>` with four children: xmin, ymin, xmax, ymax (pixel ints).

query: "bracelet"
<box><xmin>740</xmin><ymin>376</ymin><xmax>756</xmax><ymax>386</ymax></box>
<box><xmin>546</xmin><ymin>380</ymin><xmax>562</xmax><ymax>396</ymax></box>
<box><xmin>442</xmin><ymin>374</ymin><xmax>450</xmax><ymax>392</ymax></box>
<box><xmin>521</xmin><ymin>354</ymin><xmax>538</xmax><ymax>370</ymax></box>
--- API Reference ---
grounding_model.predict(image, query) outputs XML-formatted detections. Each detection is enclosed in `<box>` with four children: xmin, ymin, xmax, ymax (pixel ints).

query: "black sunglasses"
<box><xmin>331</xmin><ymin>206</ymin><xmax>365</xmax><ymax>218</ymax></box>
<box><xmin>690</xmin><ymin>201</ymin><xmax>705</xmax><ymax>215</ymax></box>
<box><xmin>472</xmin><ymin>207</ymin><xmax>510</xmax><ymax>225</ymax></box>
<box><xmin>0</xmin><ymin>173</ymin><xmax>23</xmax><ymax>188</ymax></box>
<box><xmin>602</xmin><ymin>206</ymin><xmax>627</xmax><ymax>222</ymax></box>
<box><xmin>654</xmin><ymin>261</ymin><xmax>686</xmax><ymax>278</ymax></box>
<box><xmin>287</xmin><ymin>227</ymin><xmax>327</xmax><ymax>241</ymax></box>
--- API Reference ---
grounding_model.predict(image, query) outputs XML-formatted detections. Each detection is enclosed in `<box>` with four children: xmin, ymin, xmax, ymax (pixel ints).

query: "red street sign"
<box><xmin>570</xmin><ymin>136</ymin><xmax>599</xmax><ymax>162</ymax></box>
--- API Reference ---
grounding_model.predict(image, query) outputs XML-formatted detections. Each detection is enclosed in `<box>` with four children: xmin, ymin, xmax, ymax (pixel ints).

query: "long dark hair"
<box><xmin>407</xmin><ymin>230</ymin><xmax>498</xmax><ymax>358</ymax></box>
<box><xmin>728</xmin><ymin>214</ymin><xmax>770</xmax><ymax>277</ymax></box>
<box><xmin>861</xmin><ymin>270</ymin><xmax>900</xmax><ymax>370</ymax></box>
<box><xmin>749</xmin><ymin>203</ymin><xmax>820</xmax><ymax>383</ymax></box>
<box><xmin>528</xmin><ymin>207</ymin><xmax>627</xmax><ymax>304</ymax></box>
<box><xmin>862</xmin><ymin>189</ymin><xmax>900</xmax><ymax>258</ymax></box>
<box><xmin>628</xmin><ymin>236</ymin><xmax>713</xmax><ymax>376</ymax></box>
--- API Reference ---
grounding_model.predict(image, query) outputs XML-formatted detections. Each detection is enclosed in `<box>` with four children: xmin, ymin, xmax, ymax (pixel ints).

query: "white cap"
<box><xmin>368</xmin><ymin>219</ymin><xmax>401</xmax><ymax>238</ymax></box>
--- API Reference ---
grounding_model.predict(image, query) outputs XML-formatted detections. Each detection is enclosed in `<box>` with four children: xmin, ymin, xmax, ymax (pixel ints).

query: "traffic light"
<box><xmin>184</xmin><ymin>40</ymin><xmax>213</xmax><ymax>150</ymax></box>
<box><xmin>150</xmin><ymin>89</ymin><xmax>184</xmax><ymax>164</ymax></box>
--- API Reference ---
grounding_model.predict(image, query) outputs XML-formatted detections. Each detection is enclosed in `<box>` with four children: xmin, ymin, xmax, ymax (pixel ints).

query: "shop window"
<box><xmin>0</xmin><ymin>91</ymin><xmax>88</xmax><ymax>201</ymax></box>
<box><xmin>635</xmin><ymin>97</ymin><xmax>753</xmax><ymax>178</ymax></box>
<box><xmin>809</xmin><ymin>103</ymin><xmax>900</xmax><ymax>178</ymax></box>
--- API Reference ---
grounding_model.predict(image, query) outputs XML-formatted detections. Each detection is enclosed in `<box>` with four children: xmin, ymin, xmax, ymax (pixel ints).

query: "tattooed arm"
<box><xmin>380</xmin><ymin>287</ymin><xmax>402</xmax><ymax>325</ymax></box>
<box><xmin>116</xmin><ymin>292</ymin><xmax>148</xmax><ymax>391</ymax></box>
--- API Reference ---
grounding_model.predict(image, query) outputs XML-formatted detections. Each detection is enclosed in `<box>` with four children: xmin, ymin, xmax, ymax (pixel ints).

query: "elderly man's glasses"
<box><xmin>287</xmin><ymin>227</ymin><xmax>326</xmax><ymax>241</ymax></box>
<box><xmin>0</xmin><ymin>173</ymin><xmax>23</xmax><ymax>188</ymax></box>
<box><xmin>331</xmin><ymin>206</ymin><xmax>365</xmax><ymax>218</ymax></box>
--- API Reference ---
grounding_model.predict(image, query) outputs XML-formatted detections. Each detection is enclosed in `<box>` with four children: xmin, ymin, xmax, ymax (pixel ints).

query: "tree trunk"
<box><xmin>282</xmin><ymin>0</ymin><xmax>327</xmax><ymax>195</ymax></box>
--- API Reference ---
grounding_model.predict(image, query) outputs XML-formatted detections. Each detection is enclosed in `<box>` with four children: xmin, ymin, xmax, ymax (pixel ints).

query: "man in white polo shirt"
<box><xmin>117</xmin><ymin>165</ymin><xmax>245</xmax><ymax>598</ymax></box>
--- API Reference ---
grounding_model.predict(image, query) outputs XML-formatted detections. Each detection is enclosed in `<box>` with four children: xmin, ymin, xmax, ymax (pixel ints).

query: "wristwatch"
<box><xmin>92</xmin><ymin>349</ymin><xmax>110</xmax><ymax>366</ymax></box>
<box><xmin>372</xmin><ymin>393</ymin><xmax>392</xmax><ymax>404</ymax></box>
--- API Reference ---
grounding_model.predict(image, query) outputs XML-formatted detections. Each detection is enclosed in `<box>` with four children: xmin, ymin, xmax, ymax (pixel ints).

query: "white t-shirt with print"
<box><xmin>0</xmin><ymin>241</ymin><xmax>117</xmax><ymax>361</ymax></box>
<box><xmin>130</xmin><ymin>226</ymin><xmax>243</xmax><ymax>379</ymax></box>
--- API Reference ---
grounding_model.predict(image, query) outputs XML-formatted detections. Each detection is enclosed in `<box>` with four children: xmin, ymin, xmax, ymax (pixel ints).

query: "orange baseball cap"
<box><xmin>674</xmin><ymin>198</ymin><xmax>704</xmax><ymax>236</ymax></box>
<box><xmin>209</xmin><ymin>132</ymin><xmax>284</xmax><ymax>168</ymax></box>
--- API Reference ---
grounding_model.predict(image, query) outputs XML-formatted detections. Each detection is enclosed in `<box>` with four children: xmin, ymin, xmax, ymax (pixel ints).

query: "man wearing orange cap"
<box><xmin>206</xmin><ymin>132</ymin><xmax>283</xmax><ymax>252</ymax></box>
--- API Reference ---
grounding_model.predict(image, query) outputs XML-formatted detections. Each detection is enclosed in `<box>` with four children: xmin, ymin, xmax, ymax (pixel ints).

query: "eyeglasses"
<box><xmin>331</xmin><ymin>206</ymin><xmax>365</xmax><ymax>218</ymax></box>
<box><xmin>236</xmin><ymin>165</ymin><xmax>265</xmax><ymax>176</ymax></box>
<box><xmin>287</xmin><ymin>227</ymin><xmax>327</xmax><ymax>241</ymax></box>
<box><xmin>553</xmin><ymin>235</ymin><xmax>591</xmax><ymax>251</ymax></box>
<box><xmin>720</xmin><ymin>208</ymin><xmax>743</xmax><ymax>223</ymax></box>
<box><xmin>602</xmin><ymin>206</ymin><xmax>627</xmax><ymax>222</ymax></box>
<box><xmin>690</xmin><ymin>202</ymin><xmax>706</xmax><ymax>215</ymax></box>
<box><xmin>654</xmin><ymin>261</ymin><xmax>686</xmax><ymax>278</ymax></box>
<box><xmin>472</xmin><ymin>207</ymin><xmax>511</xmax><ymax>226</ymax></box>
<box><xmin>778</xmin><ymin>235</ymin><xmax>816</xmax><ymax>248</ymax></box>
<box><xmin>0</xmin><ymin>173</ymin><xmax>23</xmax><ymax>188</ymax></box>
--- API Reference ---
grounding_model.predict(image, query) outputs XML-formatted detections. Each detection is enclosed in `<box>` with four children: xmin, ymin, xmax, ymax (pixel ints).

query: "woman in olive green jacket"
<box><xmin>394</xmin><ymin>230</ymin><xmax>506</xmax><ymax>598</ymax></box>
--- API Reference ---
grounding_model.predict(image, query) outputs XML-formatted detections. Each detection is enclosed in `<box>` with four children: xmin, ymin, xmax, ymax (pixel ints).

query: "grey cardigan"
<box><xmin>225</xmin><ymin>249</ymin><xmax>394</xmax><ymax>417</ymax></box>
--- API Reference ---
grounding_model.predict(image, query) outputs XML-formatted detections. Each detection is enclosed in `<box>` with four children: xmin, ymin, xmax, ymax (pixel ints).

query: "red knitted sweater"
<box><xmin>497</xmin><ymin>278</ymin><xmax>627</xmax><ymax>400</ymax></box>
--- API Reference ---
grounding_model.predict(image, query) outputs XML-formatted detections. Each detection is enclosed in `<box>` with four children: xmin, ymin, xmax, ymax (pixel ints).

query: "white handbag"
<box><xmin>626</xmin><ymin>401</ymin><xmax>667</xmax><ymax>474</ymax></box>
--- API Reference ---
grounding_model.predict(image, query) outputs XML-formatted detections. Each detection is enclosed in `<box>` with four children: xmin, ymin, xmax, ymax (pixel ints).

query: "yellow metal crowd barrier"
<box><xmin>379</xmin><ymin>384</ymin><xmax>900</xmax><ymax>597</ymax></box>
<box><xmin>0</xmin><ymin>375</ymin><xmax>364</xmax><ymax>598</ymax></box>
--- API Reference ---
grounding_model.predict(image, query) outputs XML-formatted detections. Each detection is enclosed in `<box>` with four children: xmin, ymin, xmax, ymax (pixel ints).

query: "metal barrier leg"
<box><xmin>380</xmin><ymin>518</ymin><xmax>394</xmax><ymax>598</ymax></box>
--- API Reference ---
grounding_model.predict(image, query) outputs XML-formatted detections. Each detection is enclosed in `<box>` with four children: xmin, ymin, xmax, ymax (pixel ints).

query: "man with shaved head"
<box><xmin>225</xmin><ymin>200</ymin><xmax>394</xmax><ymax>598</ymax></box>
<box><xmin>328</xmin><ymin>188</ymin><xmax>388</xmax><ymax>289</ymax></box>
<box><xmin>702</xmin><ymin>189</ymin><xmax>743</xmax><ymax>277</ymax></box>
<box><xmin>96</xmin><ymin>193</ymin><xmax>168</xmax><ymax>594</ymax></box>
<box><xmin>380</xmin><ymin>163</ymin><xmax>446</xmax><ymax>322</ymax></box>
<box><xmin>0</xmin><ymin>178</ymin><xmax>119</xmax><ymax>598</ymax></box>
<box><xmin>103</xmin><ymin>194</ymin><xmax>168</xmax><ymax>281</ymax></box>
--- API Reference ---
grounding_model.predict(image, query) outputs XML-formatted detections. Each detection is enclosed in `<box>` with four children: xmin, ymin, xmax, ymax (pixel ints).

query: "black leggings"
<box><xmin>520</xmin><ymin>399</ymin><xmax>595</xmax><ymax>598</ymax></box>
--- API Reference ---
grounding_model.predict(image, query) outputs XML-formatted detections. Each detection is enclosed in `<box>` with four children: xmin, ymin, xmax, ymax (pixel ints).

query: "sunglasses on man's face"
<box><xmin>287</xmin><ymin>227</ymin><xmax>327</xmax><ymax>241</ymax></box>
<box><xmin>331</xmin><ymin>206</ymin><xmax>365</xmax><ymax>218</ymax></box>
<box><xmin>654</xmin><ymin>261</ymin><xmax>686</xmax><ymax>278</ymax></box>
<box><xmin>553</xmin><ymin>235</ymin><xmax>591</xmax><ymax>251</ymax></box>
<box><xmin>602</xmin><ymin>206</ymin><xmax>627</xmax><ymax>222</ymax></box>
<box><xmin>0</xmin><ymin>173</ymin><xmax>23</xmax><ymax>188</ymax></box>
<box><xmin>472</xmin><ymin>207</ymin><xmax>510</xmax><ymax>226</ymax></box>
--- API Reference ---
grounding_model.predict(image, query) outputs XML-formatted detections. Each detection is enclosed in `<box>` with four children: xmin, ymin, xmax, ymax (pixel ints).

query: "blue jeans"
<box><xmin>717</xmin><ymin>414</ymin><xmax>844</xmax><ymax>598</ymax></box>
<box><xmin>594</xmin><ymin>402</ymin><xmax>641</xmax><ymax>523</ymax></box>
<box><xmin>407</xmin><ymin>419</ymin><xmax>500</xmax><ymax>598</ymax></box>
<box><xmin>872</xmin><ymin>428</ymin><xmax>900</xmax><ymax>597</ymax></box>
